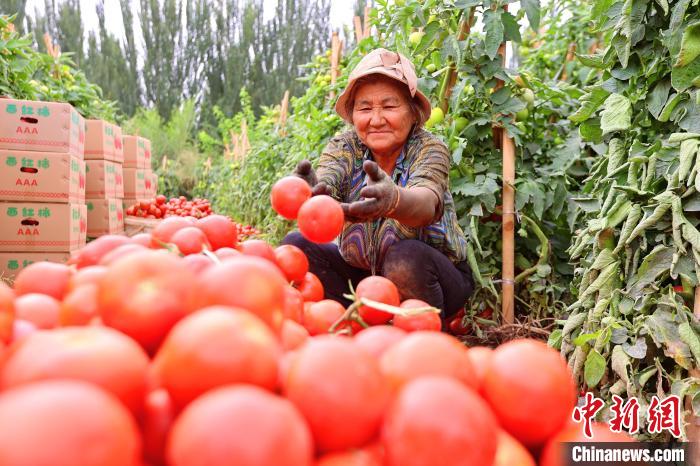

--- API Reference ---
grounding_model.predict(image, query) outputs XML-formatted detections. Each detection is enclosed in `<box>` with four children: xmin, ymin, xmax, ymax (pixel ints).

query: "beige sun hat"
<box><xmin>335</xmin><ymin>48</ymin><xmax>432</xmax><ymax>126</ymax></box>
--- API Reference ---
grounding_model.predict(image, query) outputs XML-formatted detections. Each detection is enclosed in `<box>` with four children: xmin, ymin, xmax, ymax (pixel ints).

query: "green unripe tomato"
<box><xmin>454</xmin><ymin>117</ymin><xmax>468</xmax><ymax>132</ymax></box>
<box><xmin>515</xmin><ymin>107</ymin><xmax>529</xmax><ymax>121</ymax></box>
<box><xmin>425</xmin><ymin>63</ymin><xmax>437</xmax><ymax>73</ymax></box>
<box><xmin>409</xmin><ymin>31</ymin><xmax>425</xmax><ymax>46</ymax></box>
<box><xmin>521</xmin><ymin>88</ymin><xmax>535</xmax><ymax>108</ymax></box>
<box><xmin>425</xmin><ymin>107</ymin><xmax>444</xmax><ymax>128</ymax></box>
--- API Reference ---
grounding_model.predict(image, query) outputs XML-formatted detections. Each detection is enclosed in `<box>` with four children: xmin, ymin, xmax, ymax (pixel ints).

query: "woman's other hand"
<box><xmin>293</xmin><ymin>160</ymin><xmax>331</xmax><ymax>196</ymax></box>
<box><xmin>342</xmin><ymin>160</ymin><xmax>399</xmax><ymax>222</ymax></box>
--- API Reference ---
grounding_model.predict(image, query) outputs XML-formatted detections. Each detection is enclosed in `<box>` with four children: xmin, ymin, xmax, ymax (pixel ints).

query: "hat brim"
<box><xmin>335</xmin><ymin>70</ymin><xmax>433</xmax><ymax>127</ymax></box>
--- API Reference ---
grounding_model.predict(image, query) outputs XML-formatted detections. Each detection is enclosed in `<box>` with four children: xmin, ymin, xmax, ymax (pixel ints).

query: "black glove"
<box><xmin>293</xmin><ymin>159</ymin><xmax>331</xmax><ymax>196</ymax></box>
<box><xmin>341</xmin><ymin>160</ymin><xmax>399</xmax><ymax>223</ymax></box>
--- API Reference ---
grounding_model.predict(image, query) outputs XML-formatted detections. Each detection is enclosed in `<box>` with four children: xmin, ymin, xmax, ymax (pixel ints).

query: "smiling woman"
<box><xmin>283</xmin><ymin>48</ymin><xmax>474</xmax><ymax>323</ymax></box>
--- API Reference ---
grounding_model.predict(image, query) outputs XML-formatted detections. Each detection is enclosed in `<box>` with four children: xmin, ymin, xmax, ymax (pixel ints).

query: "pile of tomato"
<box><xmin>126</xmin><ymin>195</ymin><xmax>213</xmax><ymax>220</ymax></box>
<box><xmin>0</xmin><ymin>207</ymin><xmax>636</xmax><ymax>465</ymax></box>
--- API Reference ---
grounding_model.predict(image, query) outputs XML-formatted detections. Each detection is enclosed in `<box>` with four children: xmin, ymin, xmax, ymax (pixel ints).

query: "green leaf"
<box><xmin>592</xmin><ymin>0</ymin><xmax>615</xmax><ymax>22</ymax></box>
<box><xmin>501</xmin><ymin>12</ymin><xmax>521</xmax><ymax>43</ymax></box>
<box><xmin>484</xmin><ymin>9</ymin><xmax>504</xmax><ymax>60</ymax></box>
<box><xmin>521</xmin><ymin>0</ymin><xmax>541</xmax><ymax>30</ymax></box>
<box><xmin>611</xmin><ymin>345</ymin><xmax>630</xmax><ymax>383</ymax></box>
<box><xmin>548</xmin><ymin>328</ymin><xmax>563</xmax><ymax>349</ymax></box>
<box><xmin>679</xmin><ymin>322</ymin><xmax>700</xmax><ymax>362</ymax></box>
<box><xmin>622</xmin><ymin>337</ymin><xmax>648</xmax><ymax>359</ymax></box>
<box><xmin>674</xmin><ymin>21</ymin><xmax>700</xmax><ymax>67</ymax></box>
<box><xmin>671</xmin><ymin>55</ymin><xmax>700</xmax><ymax>92</ymax></box>
<box><xmin>670</xmin><ymin>0</ymin><xmax>690</xmax><ymax>32</ymax></box>
<box><xmin>628</xmin><ymin>246</ymin><xmax>674</xmax><ymax>297</ymax></box>
<box><xmin>612</xmin><ymin>34</ymin><xmax>631</xmax><ymax>68</ymax></box>
<box><xmin>600</xmin><ymin>93</ymin><xmax>632</xmax><ymax>134</ymax></box>
<box><xmin>647</xmin><ymin>79</ymin><xmax>672</xmax><ymax>119</ymax></box>
<box><xmin>573</xmin><ymin>332</ymin><xmax>600</xmax><ymax>346</ymax></box>
<box><xmin>576</xmin><ymin>52</ymin><xmax>613</xmax><ymax>69</ymax></box>
<box><xmin>580</xmin><ymin>120</ymin><xmax>603</xmax><ymax>142</ymax></box>
<box><xmin>570</xmin><ymin>86</ymin><xmax>610</xmax><ymax>123</ymax></box>
<box><xmin>585</xmin><ymin>349</ymin><xmax>606</xmax><ymax>387</ymax></box>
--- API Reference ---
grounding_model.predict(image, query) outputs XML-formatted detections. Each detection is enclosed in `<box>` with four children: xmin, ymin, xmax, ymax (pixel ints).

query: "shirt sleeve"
<box><xmin>405</xmin><ymin>137</ymin><xmax>450</xmax><ymax>224</ymax></box>
<box><xmin>316</xmin><ymin>134</ymin><xmax>354</xmax><ymax>202</ymax></box>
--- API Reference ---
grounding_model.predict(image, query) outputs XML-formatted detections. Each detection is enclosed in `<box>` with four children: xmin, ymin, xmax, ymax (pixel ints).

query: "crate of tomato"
<box><xmin>124</xmin><ymin>195</ymin><xmax>213</xmax><ymax>236</ymax></box>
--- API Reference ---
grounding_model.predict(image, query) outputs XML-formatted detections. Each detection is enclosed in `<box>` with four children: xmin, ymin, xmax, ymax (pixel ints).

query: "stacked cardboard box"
<box><xmin>85</xmin><ymin>120</ymin><xmax>125</xmax><ymax>237</ymax></box>
<box><xmin>0</xmin><ymin>99</ymin><xmax>87</xmax><ymax>278</ymax></box>
<box><xmin>122</xmin><ymin>135</ymin><xmax>156</xmax><ymax>212</ymax></box>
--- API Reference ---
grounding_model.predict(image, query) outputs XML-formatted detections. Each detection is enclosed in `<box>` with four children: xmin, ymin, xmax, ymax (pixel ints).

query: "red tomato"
<box><xmin>238</xmin><ymin>239</ymin><xmax>277</xmax><ymax>264</ymax></box>
<box><xmin>380</xmin><ymin>331</ymin><xmax>478</xmax><ymax>391</ymax></box>
<box><xmin>99</xmin><ymin>243</ymin><xmax>148</xmax><ymax>266</ymax></box>
<box><xmin>214</xmin><ymin>247</ymin><xmax>241</xmax><ymax>260</ymax></box>
<box><xmin>60</xmin><ymin>283</ymin><xmax>99</xmax><ymax>326</ymax></box>
<box><xmin>393</xmin><ymin>299</ymin><xmax>441</xmax><ymax>332</ymax></box>
<box><xmin>0</xmin><ymin>282</ymin><xmax>14</xmax><ymax>344</ymax></box>
<box><xmin>0</xmin><ymin>380</ymin><xmax>141</xmax><ymax>466</ymax></box>
<box><xmin>296</xmin><ymin>272</ymin><xmax>324</xmax><ymax>302</ymax></box>
<box><xmin>274</xmin><ymin>244</ymin><xmax>309</xmax><ymax>284</ymax></box>
<box><xmin>353</xmin><ymin>325</ymin><xmax>406</xmax><ymax>359</ymax></box>
<box><xmin>181</xmin><ymin>253</ymin><xmax>214</xmax><ymax>274</ymax></box>
<box><xmin>493</xmin><ymin>430</ymin><xmax>536</xmax><ymax>466</ymax></box>
<box><xmin>539</xmin><ymin>422</ymin><xmax>636</xmax><ymax>466</ymax></box>
<box><xmin>151</xmin><ymin>217</ymin><xmax>193</xmax><ymax>248</ymax></box>
<box><xmin>1</xmin><ymin>326</ymin><xmax>150</xmax><ymax>417</ymax></box>
<box><xmin>281</xmin><ymin>318</ymin><xmax>309</xmax><ymax>351</ymax></box>
<box><xmin>156</xmin><ymin>195</ymin><xmax>167</xmax><ymax>205</ymax></box>
<box><xmin>10</xmin><ymin>319</ymin><xmax>37</xmax><ymax>343</ymax></box>
<box><xmin>67</xmin><ymin>265</ymin><xmax>108</xmax><ymax>292</ymax></box>
<box><xmin>142</xmin><ymin>388</ymin><xmax>174</xmax><ymax>466</ymax></box>
<box><xmin>152</xmin><ymin>307</ymin><xmax>281</xmax><ymax>412</ymax></box>
<box><xmin>170</xmin><ymin>227</ymin><xmax>212</xmax><ymax>255</ymax></box>
<box><xmin>270</xmin><ymin>176</ymin><xmax>312</xmax><ymax>220</ymax></box>
<box><xmin>297</xmin><ymin>195</ymin><xmax>344</xmax><ymax>243</ymax></box>
<box><xmin>283</xmin><ymin>336</ymin><xmax>390</xmax><ymax>453</ymax></box>
<box><xmin>303</xmin><ymin>299</ymin><xmax>348</xmax><ymax>336</ymax></box>
<box><xmin>356</xmin><ymin>276</ymin><xmax>400</xmax><ymax>325</ymax></box>
<box><xmin>483</xmin><ymin>339</ymin><xmax>576</xmax><ymax>447</ymax></box>
<box><xmin>14</xmin><ymin>293</ymin><xmax>61</xmax><ymax>329</ymax></box>
<box><xmin>98</xmin><ymin>251</ymin><xmax>198</xmax><ymax>354</ymax></box>
<box><xmin>167</xmin><ymin>385</ymin><xmax>313</xmax><ymax>466</ymax></box>
<box><xmin>131</xmin><ymin>233</ymin><xmax>153</xmax><ymax>247</ymax></box>
<box><xmin>316</xmin><ymin>443</ymin><xmax>384</xmax><ymax>466</ymax></box>
<box><xmin>196</xmin><ymin>256</ymin><xmax>287</xmax><ymax>332</ymax></box>
<box><xmin>282</xmin><ymin>285</ymin><xmax>305</xmax><ymax>323</ymax></box>
<box><xmin>69</xmin><ymin>235</ymin><xmax>131</xmax><ymax>268</ymax></box>
<box><xmin>382</xmin><ymin>376</ymin><xmax>498</xmax><ymax>466</ymax></box>
<box><xmin>467</xmin><ymin>346</ymin><xmax>494</xmax><ymax>394</ymax></box>
<box><xmin>196</xmin><ymin>215</ymin><xmax>238</xmax><ymax>250</ymax></box>
<box><xmin>13</xmin><ymin>261</ymin><xmax>73</xmax><ymax>300</ymax></box>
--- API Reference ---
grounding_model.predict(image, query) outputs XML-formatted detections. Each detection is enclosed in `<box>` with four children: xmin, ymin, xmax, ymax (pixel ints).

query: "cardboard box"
<box><xmin>123</xmin><ymin>135</ymin><xmax>151</xmax><ymax>169</ymax></box>
<box><xmin>0</xmin><ymin>99</ymin><xmax>85</xmax><ymax>156</ymax></box>
<box><xmin>87</xmin><ymin>198</ymin><xmax>124</xmax><ymax>237</ymax></box>
<box><xmin>123</xmin><ymin>168</ymin><xmax>147</xmax><ymax>199</ymax></box>
<box><xmin>0</xmin><ymin>150</ymin><xmax>85</xmax><ymax>203</ymax></box>
<box><xmin>0</xmin><ymin>252</ymin><xmax>71</xmax><ymax>280</ymax></box>
<box><xmin>0</xmin><ymin>202</ymin><xmax>86</xmax><ymax>252</ymax></box>
<box><xmin>86</xmin><ymin>160</ymin><xmax>124</xmax><ymax>199</ymax></box>
<box><xmin>85</xmin><ymin>120</ymin><xmax>123</xmax><ymax>163</ymax></box>
<box><xmin>144</xmin><ymin>169</ymin><xmax>156</xmax><ymax>198</ymax></box>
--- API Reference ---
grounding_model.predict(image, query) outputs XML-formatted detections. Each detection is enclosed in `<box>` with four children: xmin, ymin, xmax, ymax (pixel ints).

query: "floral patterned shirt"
<box><xmin>317</xmin><ymin>128</ymin><xmax>468</xmax><ymax>273</ymax></box>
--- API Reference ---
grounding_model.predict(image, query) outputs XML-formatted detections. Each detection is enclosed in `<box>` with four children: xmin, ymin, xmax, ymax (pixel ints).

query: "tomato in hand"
<box><xmin>270</xmin><ymin>176</ymin><xmax>312</xmax><ymax>220</ymax></box>
<box><xmin>297</xmin><ymin>195</ymin><xmax>344</xmax><ymax>243</ymax></box>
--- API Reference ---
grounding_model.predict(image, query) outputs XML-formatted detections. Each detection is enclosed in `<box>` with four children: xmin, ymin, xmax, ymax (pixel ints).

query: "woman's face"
<box><xmin>351</xmin><ymin>78</ymin><xmax>415</xmax><ymax>158</ymax></box>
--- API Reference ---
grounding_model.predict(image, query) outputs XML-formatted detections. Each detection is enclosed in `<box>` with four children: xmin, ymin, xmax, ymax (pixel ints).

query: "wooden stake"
<box><xmin>279</xmin><ymin>90</ymin><xmax>290</xmax><ymax>137</ymax></box>
<box><xmin>496</xmin><ymin>7</ymin><xmax>515</xmax><ymax>325</ymax></box>
<box><xmin>694</xmin><ymin>287</ymin><xmax>700</xmax><ymax>319</ymax></box>
<box><xmin>560</xmin><ymin>42</ymin><xmax>577</xmax><ymax>81</ymax></box>
<box><xmin>354</xmin><ymin>16</ymin><xmax>363</xmax><ymax>44</ymax></box>
<box><xmin>363</xmin><ymin>6</ymin><xmax>371</xmax><ymax>38</ymax></box>
<box><xmin>329</xmin><ymin>32</ymin><xmax>342</xmax><ymax>100</ymax></box>
<box><xmin>161</xmin><ymin>155</ymin><xmax>168</xmax><ymax>171</ymax></box>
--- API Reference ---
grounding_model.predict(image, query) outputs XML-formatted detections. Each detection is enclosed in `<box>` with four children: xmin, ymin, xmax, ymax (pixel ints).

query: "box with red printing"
<box><xmin>85</xmin><ymin>120</ymin><xmax>123</xmax><ymax>163</ymax></box>
<box><xmin>123</xmin><ymin>168</ymin><xmax>147</xmax><ymax>199</ymax></box>
<box><xmin>86</xmin><ymin>160</ymin><xmax>124</xmax><ymax>199</ymax></box>
<box><xmin>0</xmin><ymin>202</ymin><xmax>87</xmax><ymax>252</ymax></box>
<box><xmin>87</xmin><ymin>198</ymin><xmax>124</xmax><ymax>237</ymax></box>
<box><xmin>0</xmin><ymin>252</ymin><xmax>71</xmax><ymax>280</ymax></box>
<box><xmin>123</xmin><ymin>135</ymin><xmax>151</xmax><ymax>169</ymax></box>
<box><xmin>0</xmin><ymin>99</ymin><xmax>85</xmax><ymax>156</ymax></box>
<box><xmin>0</xmin><ymin>150</ymin><xmax>85</xmax><ymax>203</ymax></box>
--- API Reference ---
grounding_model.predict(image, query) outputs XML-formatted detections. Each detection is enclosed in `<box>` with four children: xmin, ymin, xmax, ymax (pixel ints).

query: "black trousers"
<box><xmin>281</xmin><ymin>232</ymin><xmax>474</xmax><ymax>319</ymax></box>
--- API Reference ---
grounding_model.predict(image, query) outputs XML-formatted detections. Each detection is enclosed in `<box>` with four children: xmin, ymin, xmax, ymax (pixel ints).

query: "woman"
<box><xmin>283</xmin><ymin>48</ymin><xmax>473</xmax><ymax>320</ymax></box>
